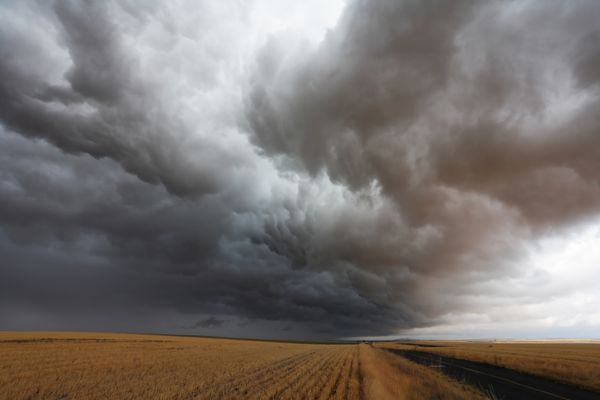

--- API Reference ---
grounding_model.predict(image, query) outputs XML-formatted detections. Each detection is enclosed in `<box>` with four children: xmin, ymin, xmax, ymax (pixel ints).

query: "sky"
<box><xmin>0</xmin><ymin>0</ymin><xmax>599</xmax><ymax>340</ymax></box>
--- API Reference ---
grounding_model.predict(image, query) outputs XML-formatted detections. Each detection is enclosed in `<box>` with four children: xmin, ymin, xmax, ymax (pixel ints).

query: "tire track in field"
<box><xmin>342</xmin><ymin>347</ymin><xmax>360</xmax><ymax>399</ymax></box>
<box><xmin>267</xmin><ymin>349</ymin><xmax>338</xmax><ymax>399</ymax></box>
<box><xmin>267</xmin><ymin>350</ymin><xmax>334</xmax><ymax>398</ymax></box>
<box><xmin>357</xmin><ymin>349</ymin><xmax>365</xmax><ymax>400</ymax></box>
<box><xmin>308</xmin><ymin>350</ymin><xmax>343</xmax><ymax>399</ymax></box>
<box><xmin>190</xmin><ymin>350</ymin><xmax>316</xmax><ymax>399</ymax></box>
<box><xmin>340</xmin><ymin>353</ymin><xmax>354</xmax><ymax>399</ymax></box>
<box><xmin>227</xmin><ymin>351</ymin><xmax>318</xmax><ymax>397</ymax></box>
<box><xmin>311</xmin><ymin>351</ymin><xmax>344</xmax><ymax>399</ymax></box>
<box><xmin>251</xmin><ymin>352</ymin><xmax>324</xmax><ymax>399</ymax></box>
<box><xmin>237</xmin><ymin>351</ymin><xmax>317</xmax><ymax>391</ymax></box>
<box><xmin>268</xmin><ymin>350</ymin><xmax>336</xmax><ymax>399</ymax></box>
<box><xmin>317</xmin><ymin>349</ymin><xmax>351</xmax><ymax>400</ymax></box>
<box><xmin>318</xmin><ymin>351</ymin><xmax>347</xmax><ymax>399</ymax></box>
<box><xmin>184</xmin><ymin>346</ymin><xmax>361</xmax><ymax>400</ymax></box>
<box><xmin>340</xmin><ymin>346</ymin><xmax>360</xmax><ymax>400</ymax></box>
<box><xmin>218</xmin><ymin>348</ymin><xmax>331</xmax><ymax>400</ymax></box>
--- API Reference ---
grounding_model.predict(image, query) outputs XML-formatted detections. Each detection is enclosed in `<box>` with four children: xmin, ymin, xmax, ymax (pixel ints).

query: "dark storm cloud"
<box><xmin>1</xmin><ymin>0</ymin><xmax>600</xmax><ymax>338</ymax></box>
<box><xmin>247</xmin><ymin>0</ymin><xmax>600</xmax><ymax>327</ymax></box>
<box><xmin>189</xmin><ymin>316</ymin><xmax>227</xmax><ymax>329</ymax></box>
<box><xmin>0</xmin><ymin>125</ymin><xmax>392</xmax><ymax>336</ymax></box>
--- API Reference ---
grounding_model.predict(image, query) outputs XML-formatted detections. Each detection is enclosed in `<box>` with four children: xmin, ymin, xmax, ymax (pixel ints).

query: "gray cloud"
<box><xmin>190</xmin><ymin>316</ymin><xmax>227</xmax><ymax>329</ymax></box>
<box><xmin>0</xmin><ymin>0</ymin><xmax>599</xmax><ymax>338</ymax></box>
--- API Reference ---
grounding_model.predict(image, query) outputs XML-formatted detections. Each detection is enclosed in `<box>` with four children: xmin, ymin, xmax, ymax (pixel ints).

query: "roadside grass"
<box><xmin>359</xmin><ymin>344</ymin><xmax>489</xmax><ymax>400</ymax></box>
<box><xmin>378</xmin><ymin>341</ymin><xmax>600</xmax><ymax>392</ymax></box>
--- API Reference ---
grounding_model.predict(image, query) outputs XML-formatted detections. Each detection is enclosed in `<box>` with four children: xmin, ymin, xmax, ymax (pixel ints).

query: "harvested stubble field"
<box><xmin>378</xmin><ymin>340</ymin><xmax>600</xmax><ymax>392</ymax></box>
<box><xmin>0</xmin><ymin>332</ymin><xmax>485</xmax><ymax>400</ymax></box>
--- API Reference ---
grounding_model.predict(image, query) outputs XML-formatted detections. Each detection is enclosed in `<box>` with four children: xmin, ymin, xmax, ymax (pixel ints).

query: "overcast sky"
<box><xmin>1</xmin><ymin>0</ymin><xmax>599</xmax><ymax>340</ymax></box>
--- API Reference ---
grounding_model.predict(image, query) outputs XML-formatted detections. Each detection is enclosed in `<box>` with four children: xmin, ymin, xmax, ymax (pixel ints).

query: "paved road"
<box><xmin>385</xmin><ymin>348</ymin><xmax>600</xmax><ymax>400</ymax></box>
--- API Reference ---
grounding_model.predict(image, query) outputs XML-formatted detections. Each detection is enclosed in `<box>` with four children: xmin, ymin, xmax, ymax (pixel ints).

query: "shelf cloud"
<box><xmin>1</xmin><ymin>0</ymin><xmax>599</xmax><ymax>338</ymax></box>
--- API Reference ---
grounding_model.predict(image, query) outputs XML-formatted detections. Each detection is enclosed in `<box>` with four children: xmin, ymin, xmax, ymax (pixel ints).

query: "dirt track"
<box><xmin>386</xmin><ymin>349</ymin><xmax>600</xmax><ymax>400</ymax></box>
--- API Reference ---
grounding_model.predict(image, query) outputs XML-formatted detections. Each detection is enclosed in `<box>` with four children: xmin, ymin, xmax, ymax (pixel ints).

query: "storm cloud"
<box><xmin>1</xmin><ymin>0</ymin><xmax>599</xmax><ymax>338</ymax></box>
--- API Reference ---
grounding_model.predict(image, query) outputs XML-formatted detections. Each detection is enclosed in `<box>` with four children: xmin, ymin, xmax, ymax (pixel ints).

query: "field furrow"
<box><xmin>317</xmin><ymin>350</ymin><xmax>349</xmax><ymax>399</ymax></box>
<box><xmin>192</xmin><ymin>350</ymin><xmax>317</xmax><ymax>399</ymax></box>
<box><xmin>265</xmin><ymin>349</ymin><xmax>336</xmax><ymax>399</ymax></box>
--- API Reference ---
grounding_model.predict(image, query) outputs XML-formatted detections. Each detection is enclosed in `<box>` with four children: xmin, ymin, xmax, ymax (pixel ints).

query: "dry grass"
<box><xmin>379</xmin><ymin>340</ymin><xmax>600</xmax><ymax>392</ymax></box>
<box><xmin>0</xmin><ymin>332</ymin><xmax>361</xmax><ymax>400</ymax></box>
<box><xmin>0</xmin><ymin>332</ymin><xmax>488</xmax><ymax>400</ymax></box>
<box><xmin>359</xmin><ymin>344</ymin><xmax>488</xmax><ymax>400</ymax></box>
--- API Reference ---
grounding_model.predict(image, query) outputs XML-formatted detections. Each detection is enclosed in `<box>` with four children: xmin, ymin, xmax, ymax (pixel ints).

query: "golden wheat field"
<box><xmin>0</xmin><ymin>332</ymin><xmax>485</xmax><ymax>400</ymax></box>
<box><xmin>378</xmin><ymin>340</ymin><xmax>600</xmax><ymax>392</ymax></box>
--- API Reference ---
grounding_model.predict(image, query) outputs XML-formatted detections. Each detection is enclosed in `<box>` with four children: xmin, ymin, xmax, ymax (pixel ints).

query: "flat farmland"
<box><xmin>0</xmin><ymin>332</ymin><xmax>484</xmax><ymax>400</ymax></box>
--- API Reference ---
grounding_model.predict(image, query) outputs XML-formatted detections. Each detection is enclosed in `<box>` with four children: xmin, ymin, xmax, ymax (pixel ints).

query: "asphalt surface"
<box><xmin>385</xmin><ymin>348</ymin><xmax>600</xmax><ymax>400</ymax></box>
